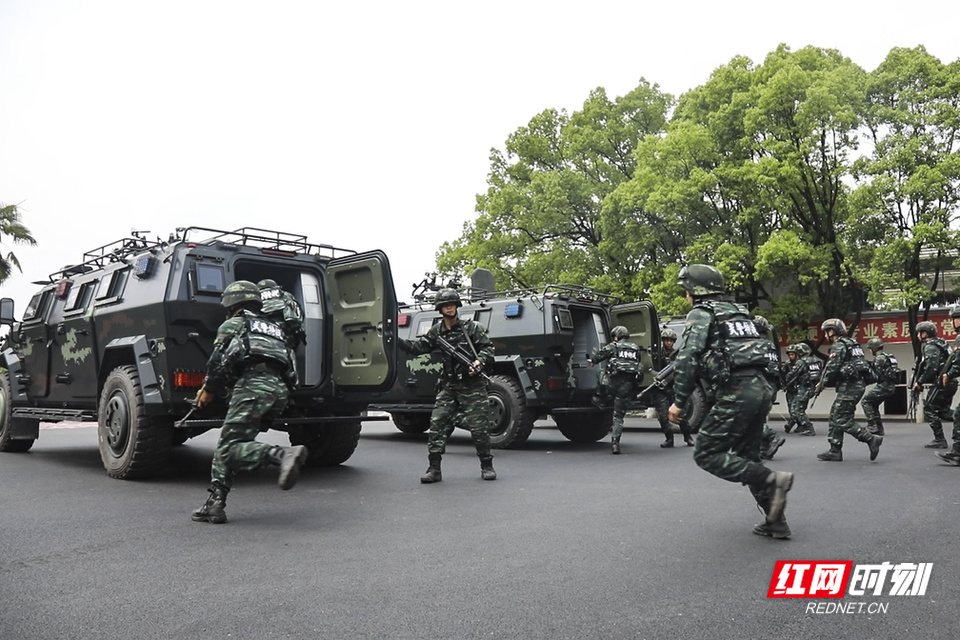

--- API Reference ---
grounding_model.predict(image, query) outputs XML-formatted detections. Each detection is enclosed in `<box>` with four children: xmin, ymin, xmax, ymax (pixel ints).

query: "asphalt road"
<box><xmin>1</xmin><ymin>416</ymin><xmax>957</xmax><ymax>640</ymax></box>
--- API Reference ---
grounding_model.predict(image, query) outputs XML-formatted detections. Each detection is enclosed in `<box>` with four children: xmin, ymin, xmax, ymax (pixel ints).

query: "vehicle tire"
<box><xmin>0</xmin><ymin>371</ymin><xmax>35</xmax><ymax>452</ymax></box>
<box><xmin>98</xmin><ymin>365</ymin><xmax>172</xmax><ymax>479</ymax></box>
<box><xmin>391</xmin><ymin>412</ymin><xmax>430</xmax><ymax>434</ymax></box>
<box><xmin>487</xmin><ymin>374</ymin><xmax>535</xmax><ymax>449</ymax></box>
<box><xmin>554</xmin><ymin>412</ymin><xmax>609</xmax><ymax>443</ymax></box>
<box><xmin>289</xmin><ymin>418</ymin><xmax>361</xmax><ymax>467</ymax></box>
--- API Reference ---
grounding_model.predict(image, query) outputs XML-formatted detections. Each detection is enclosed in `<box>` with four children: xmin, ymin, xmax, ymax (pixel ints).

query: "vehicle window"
<box><xmin>64</xmin><ymin>281</ymin><xmax>98</xmax><ymax>314</ymax></box>
<box><xmin>556</xmin><ymin>307</ymin><xmax>574</xmax><ymax>330</ymax></box>
<box><xmin>416</xmin><ymin>317</ymin><xmax>437</xmax><ymax>337</ymax></box>
<box><xmin>195</xmin><ymin>264</ymin><xmax>225</xmax><ymax>294</ymax></box>
<box><xmin>95</xmin><ymin>268</ymin><xmax>131</xmax><ymax>304</ymax></box>
<box><xmin>23</xmin><ymin>290</ymin><xmax>53</xmax><ymax>322</ymax></box>
<box><xmin>474</xmin><ymin>308</ymin><xmax>492</xmax><ymax>331</ymax></box>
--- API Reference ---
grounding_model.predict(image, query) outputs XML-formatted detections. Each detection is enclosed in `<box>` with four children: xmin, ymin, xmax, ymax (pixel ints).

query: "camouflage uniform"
<box><xmin>916</xmin><ymin>332</ymin><xmax>956</xmax><ymax>447</ymax></box>
<box><xmin>203</xmin><ymin>310</ymin><xmax>294</xmax><ymax>488</ymax></box>
<box><xmin>648</xmin><ymin>341</ymin><xmax>695</xmax><ymax>448</ymax></box>
<box><xmin>860</xmin><ymin>341</ymin><xmax>900</xmax><ymax>436</ymax></box>
<box><xmin>400</xmin><ymin>318</ymin><xmax>495</xmax><ymax>459</ymax></box>
<box><xmin>590</xmin><ymin>333</ymin><xmax>642</xmax><ymax>452</ymax></box>
<box><xmin>258</xmin><ymin>280</ymin><xmax>305</xmax><ymax>350</ymax></box>
<box><xmin>816</xmin><ymin>329</ymin><xmax>882</xmax><ymax>461</ymax></box>
<box><xmin>672</xmin><ymin>300</ymin><xmax>787</xmax><ymax>524</ymax></box>
<box><xmin>938</xmin><ymin>332</ymin><xmax>960</xmax><ymax>463</ymax></box>
<box><xmin>783</xmin><ymin>346</ymin><xmax>819</xmax><ymax>436</ymax></box>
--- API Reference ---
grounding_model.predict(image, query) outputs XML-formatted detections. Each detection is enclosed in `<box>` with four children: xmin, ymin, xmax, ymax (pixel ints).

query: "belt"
<box><xmin>730</xmin><ymin>366</ymin><xmax>766</xmax><ymax>378</ymax></box>
<box><xmin>249</xmin><ymin>361</ymin><xmax>285</xmax><ymax>377</ymax></box>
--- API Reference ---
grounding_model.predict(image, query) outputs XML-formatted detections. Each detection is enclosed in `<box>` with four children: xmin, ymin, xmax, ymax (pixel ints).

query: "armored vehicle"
<box><xmin>369</xmin><ymin>272</ymin><xmax>661</xmax><ymax>447</ymax></box>
<box><xmin>0</xmin><ymin>227</ymin><xmax>398</xmax><ymax>479</ymax></box>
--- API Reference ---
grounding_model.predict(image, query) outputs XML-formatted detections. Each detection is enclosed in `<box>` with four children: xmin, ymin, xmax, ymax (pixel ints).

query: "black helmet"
<box><xmin>611</xmin><ymin>325</ymin><xmax>630</xmax><ymax>340</ymax></box>
<box><xmin>257</xmin><ymin>278</ymin><xmax>279</xmax><ymax>290</ymax></box>
<box><xmin>950</xmin><ymin>305</ymin><xmax>960</xmax><ymax>319</ymax></box>
<box><xmin>821</xmin><ymin>318</ymin><xmax>847</xmax><ymax>336</ymax></box>
<box><xmin>221</xmin><ymin>280</ymin><xmax>261</xmax><ymax>310</ymax></box>
<box><xmin>866</xmin><ymin>337</ymin><xmax>884</xmax><ymax>350</ymax></box>
<box><xmin>661</xmin><ymin>328</ymin><xmax>677</xmax><ymax>341</ymax></box>
<box><xmin>797</xmin><ymin>343</ymin><xmax>811</xmax><ymax>356</ymax></box>
<box><xmin>916</xmin><ymin>320</ymin><xmax>937</xmax><ymax>337</ymax></box>
<box><xmin>678</xmin><ymin>264</ymin><xmax>725</xmax><ymax>296</ymax></box>
<box><xmin>434</xmin><ymin>288</ymin><xmax>462</xmax><ymax>311</ymax></box>
<box><xmin>785</xmin><ymin>344</ymin><xmax>799</xmax><ymax>355</ymax></box>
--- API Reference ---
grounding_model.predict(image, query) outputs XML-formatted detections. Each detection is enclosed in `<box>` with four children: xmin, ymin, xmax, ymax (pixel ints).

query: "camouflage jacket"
<box><xmin>870</xmin><ymin>351</ymin><xmax>901</xmax><ymax>388</ymax></box>
<box><xmin>399</xmin><ymin>318</ymin><xmax>494</xmax><ymax>384</ymax></box>
<box><xmin>917</xmin><ymin>337</ymin><xmax>950</xmax><ymax>385</ymax></box>
<box><xmin>820</xmin><ymin>336</ymin><xmax>869</xmax><ymax>386</ymax></box>
<box><xmin>260</xmin><ymin>286</ymin><xmax>305</xmax><ymax>349</ymax></box>
<box><xmin>203</xmin><ymin>309</ymin><xmax>293</xmax><ymax>395</ymax></box>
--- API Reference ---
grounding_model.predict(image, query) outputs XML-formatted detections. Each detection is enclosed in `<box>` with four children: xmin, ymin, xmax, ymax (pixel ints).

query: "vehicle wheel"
<box><xmin>0</xmin><ymin>371</ymin><xmax>35</xmax><ymax>452</ymax></box>
<box><xmin>391</xmin><ymin>412</ymin><xmax>430</xmax><ymax>434</ymax></box>
<box><xmin>289</xmin><ymin>418</ymin><xmax>361</xmax><ymax>467</ymax></box>
<box><xmin>554</xmin><ymin>412</ymin><xmax>609</xmax><ymax>443</ymax></box>
<box><xmin>98</xmin><ymin>365</ymin><xmax>172</xmax><ymax>479</ymax></box>
<box><xmin>487</xmin><ymin>374</ymin><xmax>535</xmax><ymax>449</ymax></box>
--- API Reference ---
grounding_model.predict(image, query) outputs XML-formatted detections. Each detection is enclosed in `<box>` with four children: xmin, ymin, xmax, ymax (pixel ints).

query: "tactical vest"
<box><xmin>879</xmin><ymin>353</ymin><xmax>901</xmax><ymax>384</ymax></box>
<box><xmin>222</xmin><ymin>311</ymin><xmax>293</xmax><ymax>374</ymax></box>
<box><xmin>608</xmin><ymin>341</ymin><xmax>641</xmax><ymax>375</ymax></box>
<box><xmin>697</xmin><ymin>300</ymin><xmax>778</xmax><ymax>381</ymax></box>
<box><xmin>803</xmin><ymin>357</ymin><xmax>823</xmax><ymax>386</ymax></box>
<box><xmin>835</xmin><ymin>337</ymin><xmax>874</xmax><ymax>382</ymax></box>
<box><xmin>260</xmin><ymin>286</ymin><xmax>304</xmax><ymax>348</ymax></box>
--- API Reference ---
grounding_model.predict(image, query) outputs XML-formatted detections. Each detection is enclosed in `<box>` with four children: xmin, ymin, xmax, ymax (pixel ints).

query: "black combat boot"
<box><xmin>936</xmin><ymin>443</ymin><xmax>960</xmax><ymax>466</ymax></box>
<box><xmin>925</xmin><ymin>428</ymin><xmax>948</xmax><ymax>448</ymax></box>
<box><xmin>660</xmin><ymin>435</ymin><xmax>675</xmax><ymax>448</ymax></box>
<box><xmin>796</xmin><ymin>425</ymin><xmax>816</xmax><ymax>436</ymax></box>
<box><xmin>480</xmin><ymin>455</ymin><xmax>497</xmax><ymax>480</ymax></box>
<box><xmin>681</xmin><ymin>425</ymin><xmax>695</xmax><ymax>446</ymax></box>
<box><xmin>761</xmin><ymin>432</ymin><xmax>786</xmax><ymax>461</ymax></box>
<box><xmin>753</xmin><ymin>513</ymin><xmax>792</xmax><ymax>539</ymax></box>
<box><xmin>611</xmin><ymin>437</ymin><xmax>621</xmax><ymax>455</ymax></box>
<box><xmin>817</xmin><ymin>445</ymin><xmax>843</xmax><ymax>461</ymax></box>
<box><xmin>420</xmin><ymin>453</ymin><xmax>442</xmax><ymax>483</ymax></box>
<box><xmin>191</xmin><ymin>482</ymin><xmax>229</xmax><ymax>524</ymax></box>
<box><xmin>267</xmin><ymin>445</ymin><xmax>309</xmax><ymax>490</ymax></box>
<box><xmin>862</xmin><ymin>433</ymin><xmax>883</xmax><ymax>461</ymax></box>
<box><xmin>873</xmin><ymin>421</ymin><xmax>885</xmax><ymax>437</ymax></box>
<box><xmin>764</xmin><ymin>471</ymin><xmax>794</xmax><ymax>524</ymax></box>
<box><xmin>784</xmin><ymin>419</ymin><xmax>795</xmax><ymax>434</ymax></box>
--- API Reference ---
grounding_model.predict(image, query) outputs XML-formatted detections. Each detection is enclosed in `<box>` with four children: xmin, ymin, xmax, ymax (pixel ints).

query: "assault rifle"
<box><xmin>907</xmin><ymin>360</ymin><xmax>921</xmax><ymax>423</ymax></box>
<box><xmin>435</xmin><ymin>334</ymin><xmax>493</xmax><ymax>383</ymax></box>
<box><xmin>636</xmin><ymin>362</ymin><xmax>675</xmax><ymax>400</ymax></box>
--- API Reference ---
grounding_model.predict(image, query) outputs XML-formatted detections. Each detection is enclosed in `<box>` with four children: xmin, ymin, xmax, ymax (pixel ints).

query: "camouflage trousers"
<box><xmin>210</xmin><ymin>371</ymin><xmax>289</xmax><ymax>488</ymax></box>
<box><xmin>827</xmin><ymin>379</ymin><xmax>869</xmax><ymax>447</ymax></box>
<box><xmin>860</xmin><ymin>383</ymin><xmax>896</xmax><ymax>426</ymax></box>
<box><xmin>428</xmin><ymin>379</ymin><xmax>492</xmax><ymax>456</ymax></box>
<box><xmin>923</xmin><ymin>381</ymin><xmax>958</xmax><ymax>438</ymax></box>
<box><xmin>788</xmin><ymin>387</ymin><xmax>815</xmax><ymax>431</ymax></box>
<box><xmin>650</xmin><ymin>384</ymin><xmax>692</xmax><ymax>439</ymax></box>
<box><xmin>692</xmin><ymin>373</ymin><xmax>775</xmax><ymax>509</ymax></box>
<box><xmin>608</xmin><ymin>374</ymin><xmax>638</xmax><ymax>439</ymax></box>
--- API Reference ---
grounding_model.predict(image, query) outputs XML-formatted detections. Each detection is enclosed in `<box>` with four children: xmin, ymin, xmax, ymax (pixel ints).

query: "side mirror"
<box><xmin>0</xmin><ymin>298</ymin><xmax>14</xmax><ymax>325</ymax></box>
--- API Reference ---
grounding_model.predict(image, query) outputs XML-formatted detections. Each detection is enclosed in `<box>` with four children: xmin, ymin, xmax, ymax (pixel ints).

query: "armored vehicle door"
<box><xmin>16</xmin><ymin>287</ymin><xmax>57</xmax><ymax>399</ymax></box>
<box><xmin>611</xmin><ymin>301</ymin><xmax>660</xmax><ymax>387</ymax></box>
<box><xmin>47</xmin><ymin>277</ymin><xmax>100</xmax><ymax>403</ymax></box>
<box><xmin>326</xmin><ymin>251</ymin><xmax>398</xmax><ymax>392</ymax></box>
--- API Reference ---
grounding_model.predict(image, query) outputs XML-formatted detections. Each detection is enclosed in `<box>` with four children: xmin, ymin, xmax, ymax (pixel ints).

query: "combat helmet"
<box><xmin>916</xmin><ymin>320</ymin><xmax>937</xmax><ymax>337</ymax></box>
<box><xmin>866</xmin><ymin>337</ymin><xmax>884</xmax><ymax>351</ymax></box>
<box><xmin>611</xmin><ymin>325</ymin><xmax>630</xmax><ymax>340</ymax></box>
<box><xmin>434</xmin><ymin>288</ymin><xmax>463</xmax><ymax>311</ymax></box>
<box><xmin>951</xmin><ymin>305</ymin><xmax>960</xmax><ymax>319</ymax></box>
<box><xmin>797</xmin><ymin>343</ymin><xmax>812</xmax><ymax>356</ymax></box>
<box><xmin>221</xmin><ymin>280</ymin><xmax>261</xmax><ymax>310</ymax></box>
<box><xmin>257</xmin><ymin>278</ymin><xmax>279</xmax><ymax>290</ymax></box>
<box><xmin>821</xmin><ymin>318</ymin><xmax>847</xmax><ymax>336</ymax></box>
<box><xmin>660</xmin><ymin>328</ymin><xmax>677</xmax><ymax>341</ymax></box>
<box><xmin>677</xmin><ymin>264</ymin><xmax>725</xmax><ymax>296</ymax></box>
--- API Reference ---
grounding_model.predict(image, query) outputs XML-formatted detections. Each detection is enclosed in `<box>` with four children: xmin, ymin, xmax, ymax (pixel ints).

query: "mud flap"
<box><xmin>9</xmin><ymin>416</ymin><xmax>40</xmax><ymax>440</ymax></box>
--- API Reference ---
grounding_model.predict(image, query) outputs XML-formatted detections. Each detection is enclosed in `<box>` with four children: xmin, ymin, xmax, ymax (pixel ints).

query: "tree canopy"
<box><xmin>436</xmin><ymin>44</ymin><xmax>960</xmax><ymax>345</ymax></box>
<box><xmin>0</xmin><ymin>203</ymin><xmax>36</xmax><ymax>285</ymax></box>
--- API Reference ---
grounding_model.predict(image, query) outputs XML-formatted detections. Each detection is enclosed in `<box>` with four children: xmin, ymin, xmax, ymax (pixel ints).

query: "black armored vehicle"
<box><xmin>369</xmin><ymin>271</ymin><xmax>661</xmax><ymax>447</ymax></box>
<box><xmin>0</xmin><ymin>227</ymin><xmax>398</xmax><ymax>478</ymax></box>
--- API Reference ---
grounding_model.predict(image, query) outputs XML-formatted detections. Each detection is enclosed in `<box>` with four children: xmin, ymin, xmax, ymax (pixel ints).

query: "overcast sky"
<box><xmin>2</xmin><ymin>0</ymin><xmax>959</xmax><ymax>311</ymax></box>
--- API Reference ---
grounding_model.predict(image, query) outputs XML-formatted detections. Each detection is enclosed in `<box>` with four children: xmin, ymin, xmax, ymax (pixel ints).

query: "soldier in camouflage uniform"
<box><xmin>399</xmin><ymin>288</ymin><xmax>497</xmax><ymax>482</ymax></box>
<box><xmin>913</xmin><ymin>320</ymin><xmax>957</xmax><ymax>449</ymax></box>
<box><xmin>589</xmin><ymin>325</ymin><xmax>643</xmax><ymax>454</ymax></box>
<box><xmin>192</xmin><ymin>280</ymin><xmax>307</xmax><ymax>524</ymax></box>
<box><xmin>792</xmin><ymin>343</ymin><xmax>820</xmax><ymax>436</ymax></box>
<box><xmin>648</xmin><ymin>328</ymin><xmax>695</xmax><ymax>448</ymax></box>
<box><xmin>935</xmin><ymin>306</ymin><xmax>960</xmax><ymax>465</ymax></box>
<box><xmin>814</xmin><ymin>319</ymin><xmax>883</xmax><ymax>462</ymax></box>
<box><xmin>667</xmin><ymin>264</ymin><xmax>794</xmax><ymax>540</ymax></box>
<box><xmin>860</xmin><ymin>337</ymin><xmax>901</xmax><ymax>436</ymax></box>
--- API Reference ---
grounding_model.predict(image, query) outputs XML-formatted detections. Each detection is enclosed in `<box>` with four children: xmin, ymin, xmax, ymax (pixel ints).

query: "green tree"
<box><xmin>849</xmin><ymin>46</ymin><xmax>960</xmax><ymax>353</ymax></box>
<box><xmin>0</xmin><ymin>203</ymin><xmax>36</xmax><ymax>284</ymax></box>
<box><xmin>436</xmin><ymin>81</ymin><xmax>673</xmax><ymax>294</ymax></box>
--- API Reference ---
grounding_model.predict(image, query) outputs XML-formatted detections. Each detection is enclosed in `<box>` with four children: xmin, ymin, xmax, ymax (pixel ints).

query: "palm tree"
<box><xmin>0</xmin><ymin>203</ymin><xmax>37</xmax><ymax>284</ymax></box>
